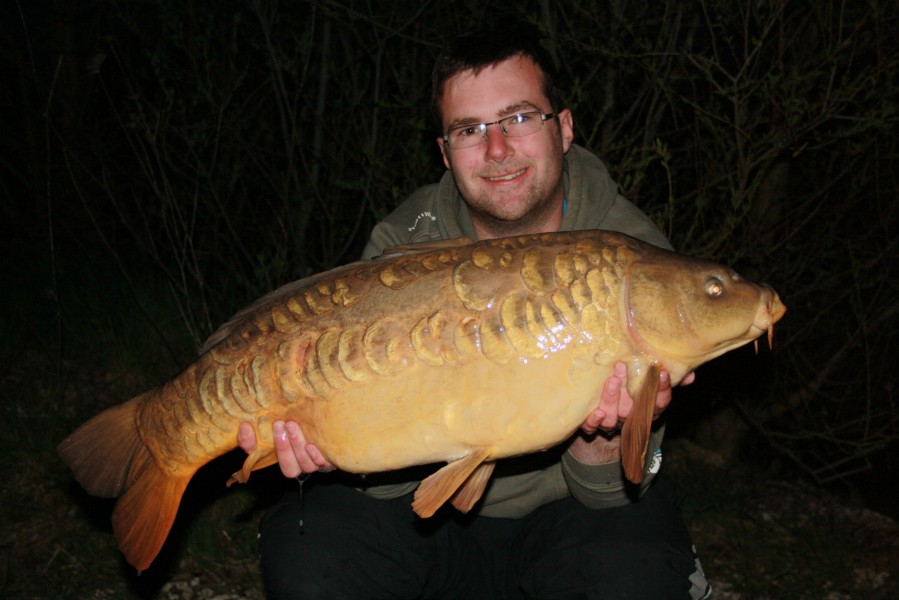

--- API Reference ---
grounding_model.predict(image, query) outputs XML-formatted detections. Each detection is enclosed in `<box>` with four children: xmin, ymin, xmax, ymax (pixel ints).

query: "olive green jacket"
<box><xmin>357</xmin><ymin>144</ymin><xmax>670</xmax><ymax>516</ymax></box>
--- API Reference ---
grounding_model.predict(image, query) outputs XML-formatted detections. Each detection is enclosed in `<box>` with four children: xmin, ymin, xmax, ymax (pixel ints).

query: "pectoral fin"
<box><xmin>412</xmin><ymin>448</ymin><xmax>491</xmax><ymax>517</ymax></box>
<box><xmin>620</xmin><ymin>363</ymin><xmax>660</xmax><ymax>484</ymax></box>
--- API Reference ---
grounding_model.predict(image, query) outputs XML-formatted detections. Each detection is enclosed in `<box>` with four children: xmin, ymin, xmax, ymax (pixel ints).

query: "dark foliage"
<box><xmin>2</xmin><ymin>2</ymin><xmax>897</xmax><ymax>595</ymax></box>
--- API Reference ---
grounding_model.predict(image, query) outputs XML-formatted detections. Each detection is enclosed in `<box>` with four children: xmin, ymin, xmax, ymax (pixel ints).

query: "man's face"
<box><xmin>437</xmin><ymin>55</ymin><xmax>574</xmax><ymax>239</ymax></box>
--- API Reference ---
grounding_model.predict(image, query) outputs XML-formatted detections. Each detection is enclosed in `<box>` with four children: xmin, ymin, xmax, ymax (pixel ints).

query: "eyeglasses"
<box><xmin>442</xmin><ymin>111</ymin><xmax>556</xmax><ymax>149</ymax></box>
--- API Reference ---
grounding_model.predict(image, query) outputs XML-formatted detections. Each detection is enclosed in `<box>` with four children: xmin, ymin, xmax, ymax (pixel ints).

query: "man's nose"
<box><xmin>484</xmin><ymin>123</ymin><xmax>511</xmax><ymax>160</ymax></box>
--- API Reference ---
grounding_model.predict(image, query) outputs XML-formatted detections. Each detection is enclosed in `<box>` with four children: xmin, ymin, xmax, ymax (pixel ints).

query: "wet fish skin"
<box><xmin>57</xmin><ymin>230</ymin><xmax>785</xmax><ymax>570</ymax></box>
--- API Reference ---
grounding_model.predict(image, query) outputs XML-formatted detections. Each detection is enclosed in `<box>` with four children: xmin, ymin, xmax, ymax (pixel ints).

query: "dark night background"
<box><xmin>1</xmin><ymin>1</ymin><xmax>897</xmax><ymax>598</ymax></box>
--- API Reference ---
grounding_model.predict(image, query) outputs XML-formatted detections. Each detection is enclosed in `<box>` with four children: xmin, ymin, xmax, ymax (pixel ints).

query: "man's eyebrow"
<box><xmin>445</xmin><ymin>116</ymin><xmax>483</xmax><ymax>131</ymax></box>
<box><xmin>497</xmin><ymin>102</ymin><xmax>540</xmax><ymax>116</ymax></box>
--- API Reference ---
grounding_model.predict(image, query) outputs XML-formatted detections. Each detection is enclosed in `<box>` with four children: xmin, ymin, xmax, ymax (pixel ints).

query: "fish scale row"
<box><xmin>140</xmin><ymin>239</ymin><xmax>633</xmax><ymax>465</ymax></box>
<box><xmin>288</xmin><ymin>243</ymin><xmax>631</xmax><ymax>397</ymax></box>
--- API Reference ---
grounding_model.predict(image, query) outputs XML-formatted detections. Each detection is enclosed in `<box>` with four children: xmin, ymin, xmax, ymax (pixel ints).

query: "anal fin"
<box><xmin>450</xmin><ymin>461</ymin><xmax>495</xmax><ymax>513</ymax></box>
<box><xmin>620</xmin><ymin>363</ymin><xmax>660</xmax><ymax>484</ymax></box>
<box><xmin>412</xmin><ymin>448</ymin><xmax>491</xmax><ymax>518</ymax></box>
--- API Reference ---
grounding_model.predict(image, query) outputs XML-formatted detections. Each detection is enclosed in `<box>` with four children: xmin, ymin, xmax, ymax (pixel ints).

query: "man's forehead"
<box><xmin>439</xmin><ymin>57</ymin><xmax>547</xmax><ymax>124</ymax></box>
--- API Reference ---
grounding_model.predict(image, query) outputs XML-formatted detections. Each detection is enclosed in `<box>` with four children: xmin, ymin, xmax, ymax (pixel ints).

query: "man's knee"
<box><xmin>257</xmin><ymin>484</ymin><xmax>428</xmax><ymax>599</ymax></box>
<box><xmin>518</xmin><ymin>536</ymin><xmax>696</xmax><ymax>599</ymax></box>
<box><xmin>513</xmin><ymin>481</ymin><xmax>701</xmax><ymax>599</ymax></box>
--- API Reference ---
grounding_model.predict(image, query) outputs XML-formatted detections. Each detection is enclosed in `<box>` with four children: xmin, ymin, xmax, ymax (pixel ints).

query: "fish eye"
<box><xmin>705</xmin><ymin>276</ymin><xmax>724</xmax><ymax>297</ymax></box>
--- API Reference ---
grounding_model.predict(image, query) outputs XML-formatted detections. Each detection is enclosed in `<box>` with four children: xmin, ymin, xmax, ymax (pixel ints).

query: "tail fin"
<box><xmin>58</xmin><ymin>396</ymin><xmax>146</xmax><ymax>498</ymax></box>
<box><xmin>112</xmin><ymin>459</ymin><xmax>191</xmax><ymax>571</ymax></box>
<box><xmin>58</xmin><ymin>394</ymin><xmax>192</xmax><ymax>570</ymax></box>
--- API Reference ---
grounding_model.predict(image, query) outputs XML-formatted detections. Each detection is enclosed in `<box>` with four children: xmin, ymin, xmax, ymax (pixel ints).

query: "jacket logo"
<box><xmin>408</xmin><ymin>211</ymin><xmax>437</xmax><ymax>232</ymax></box>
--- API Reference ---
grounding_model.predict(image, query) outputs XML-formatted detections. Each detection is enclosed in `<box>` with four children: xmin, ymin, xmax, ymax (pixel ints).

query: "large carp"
<box><xmin>59</xmin><ymin>230</ymin><xmax>785</xmax><ymax>570</ymax></box>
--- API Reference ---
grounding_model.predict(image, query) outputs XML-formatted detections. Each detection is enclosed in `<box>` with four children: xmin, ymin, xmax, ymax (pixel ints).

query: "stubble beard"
<box><xmin>464</xmin><ymin>177</ymin><xmax>564</xmax><ymax>239</ymax></box>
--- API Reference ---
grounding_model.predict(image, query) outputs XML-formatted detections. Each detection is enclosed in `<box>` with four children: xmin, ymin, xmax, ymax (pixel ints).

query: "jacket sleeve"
<box><xmin>559</xmin><ymin>193</ymin><xmax>672</xmax><ymax>506</ymax></box>
<box><xmin>561</xmin><ymin>146</ymin><xmax>674</xmax><ymax>507</ymax></box>
<box><xmin>561</xmin><ymin>424</ymin><xmax>666</xmax><ymax>508</ymax></box>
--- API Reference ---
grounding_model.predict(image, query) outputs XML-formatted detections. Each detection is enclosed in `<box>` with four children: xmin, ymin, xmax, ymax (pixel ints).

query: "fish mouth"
<box><xmin>749</xmin><ymin>324</ymin><xmax>773</xmax><ymax>353</ymax></box>
<box><xmin>751</xmin><ymin>289</ymin><xmax>787</xmax><ymax>350</ymax></box>
<box><xmin>624</xmin><ymin>265</ymin><xmax>788</xmax><ymax>367</ymax></box>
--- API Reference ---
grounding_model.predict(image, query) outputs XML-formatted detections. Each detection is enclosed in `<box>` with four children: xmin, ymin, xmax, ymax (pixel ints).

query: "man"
<box><xmin>239</xmin><ymin>28</ymin><xmax>711</xmax><ymax>599</ymax></box>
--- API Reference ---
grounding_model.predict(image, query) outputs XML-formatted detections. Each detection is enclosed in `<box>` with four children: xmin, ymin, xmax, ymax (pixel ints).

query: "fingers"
<box><xmin>239</xmin><ymin>419</ymin><xmax>334</xmax><ymax>479</ymax></box>
<box><xmin>654</xmin><ymin>370</ymin><xmax>673</xmax><ymax>416</ymax></box>
<box><xmin>305</xmin><ymin>443</ymin><xmax>334</xmax><ymax>472</ymax></box>
<box><xmin>580</xmin><ymin>406</ymin><xmax>608</xmax><ymax>435</ymax></box>
<box><xmin>598</xmin><ymin>375</ymin><xmax>627</xmax><ymax>431</ymax></box>
<box><xmin>273</xmin><ymin>420</ymin><xmax>312</xmax><ymax>478</ymax></box>
<box><xmin>582</xmin><ymin>367</ymin><xmax>627</xmax><ymax>435</ymax></box>
<box><xmin>237</xmin><ymin>421</ymin><xmax>257</xmax><ymax>453</ymax></box>
<box><xmin>582</xmin><ymin>363</ymin><xmax>691</xmax><ymax>435</ymax></box>
<box><xmin>272</xmin><ymin>420</ymin><xmax>334</xmax><ymax>478</ymax></box>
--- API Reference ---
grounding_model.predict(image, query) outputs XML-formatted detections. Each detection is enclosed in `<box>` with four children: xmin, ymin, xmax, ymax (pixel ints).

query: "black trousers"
<box><xmin>258</xmin><ymin>474</ymin><xmax>701</xmax><ymax>600</ymax></box>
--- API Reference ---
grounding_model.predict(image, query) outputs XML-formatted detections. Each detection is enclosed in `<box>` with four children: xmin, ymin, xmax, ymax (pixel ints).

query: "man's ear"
<box><xmin>437</xmin><ymin>137</ymin><xmax>451</xmax><ymax>169</ymax></box>
<box><xmin>557</xmin><ymin>109</ymin><xmax>574</xmax><ymax>153</ymax></box>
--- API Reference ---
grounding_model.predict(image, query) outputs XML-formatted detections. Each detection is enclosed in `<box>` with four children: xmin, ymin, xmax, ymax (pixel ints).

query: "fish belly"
<box><xmin>306</xmin><ymin>342</ymin><xmax>610</xmax><ymax>472</ymax></box>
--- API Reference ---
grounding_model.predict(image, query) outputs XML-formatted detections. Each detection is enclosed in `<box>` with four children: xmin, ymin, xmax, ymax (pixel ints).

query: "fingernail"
<box><xmin>608</xmin><ymin>379</ymin><xmax>620</xmax><ymax>393</ymax></box>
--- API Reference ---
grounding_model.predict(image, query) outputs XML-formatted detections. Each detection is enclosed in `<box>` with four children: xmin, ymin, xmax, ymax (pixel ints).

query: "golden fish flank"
<box><xmin>58</xmin><ymin>230</ymin><xmax>786</xmax><ymax>571</ymax></box>
<box><xmin>291</xmin><ymin>241</ymin><xmax>615</xmax><ymax>395</ymax></box>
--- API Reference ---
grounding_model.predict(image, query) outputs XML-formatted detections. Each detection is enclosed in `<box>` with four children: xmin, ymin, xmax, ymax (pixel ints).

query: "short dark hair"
<box><xmin>431</xmin><ymin>26</ymin><xmax>564</xmax><ymax>132</ymax></box>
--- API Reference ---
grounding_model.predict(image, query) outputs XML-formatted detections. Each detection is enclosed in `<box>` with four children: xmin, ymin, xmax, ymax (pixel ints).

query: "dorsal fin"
<box><xmin>378</xmin><ymin>236</ymin><xmax>475</xmax><ymax>259</ymax></box>
<box><xmin>198</xmin><ymin>260</ymin><xmax>370</xmax><ymax>354</ymax></box>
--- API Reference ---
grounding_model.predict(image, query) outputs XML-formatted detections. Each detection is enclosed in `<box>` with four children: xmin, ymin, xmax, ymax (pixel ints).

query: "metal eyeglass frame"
<box><xmin>442</xmin><ymin>111</ymin><xmax>557</xmax><ymax>149</ymax></box>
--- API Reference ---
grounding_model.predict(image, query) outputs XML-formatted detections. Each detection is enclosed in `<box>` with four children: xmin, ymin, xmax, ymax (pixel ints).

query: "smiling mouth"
<box><xmin>484</xmin><ymin>169</ymin><xmax>526</xmax><ymax>182</ymax></box>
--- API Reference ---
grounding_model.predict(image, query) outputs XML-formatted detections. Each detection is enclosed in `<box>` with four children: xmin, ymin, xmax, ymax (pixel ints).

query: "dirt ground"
<box><xmin>17</xmin><ymin>445</ymin><xmax>895</xmax><ymax>600</ymax></box>
<box><xmin>3</xmin><ymin>349</ymin><xmax>896</xmax><ymax>599</ymax></box>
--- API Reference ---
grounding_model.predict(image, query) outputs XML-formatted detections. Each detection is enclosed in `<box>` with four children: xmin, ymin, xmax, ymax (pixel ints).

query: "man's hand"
<box><xmin>569</xmin><ymin>362</ymin><xmax>694</xmax><ymax>465</ymax></box>
<box><xmin>580</xmin><ymin>362</ymin><xmax>694</xmax><ymax>435</ymax></box>
<box><xmin>237</xmin><ymin>420</ymin><xmax>334</xmax><ymax>479</ymax></box>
